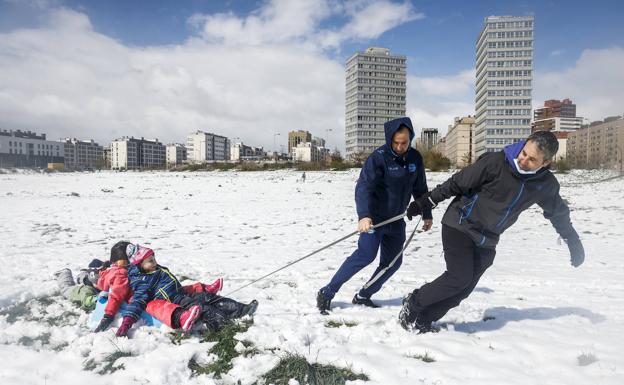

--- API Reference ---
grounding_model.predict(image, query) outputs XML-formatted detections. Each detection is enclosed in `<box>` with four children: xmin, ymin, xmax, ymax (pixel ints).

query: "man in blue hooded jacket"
<box><xmin>316</xmin><ymin>117</ymin><xmax>433</xmax><ymax>314</ymax></box>
<box><xmin>399</xmin><ymin>130</ymin><xmax>585</xmax><ymax>333</ymax></box>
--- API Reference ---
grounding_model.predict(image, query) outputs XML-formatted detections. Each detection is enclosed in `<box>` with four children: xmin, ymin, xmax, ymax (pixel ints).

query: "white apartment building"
<box><xmin>186</xmin><ymin>131</ymin><xmax>230</xmax><ymax>162</ymax></box>
<box><xmin>534</xmin><ymin>116</ymin><xmax>583</xmax><ymax>132</ymax></box>
<box><xmin>345</xmin><ymin>47</ymin><xmax>406</xmax><ymax>158</ymax></box>
<box><xmin>166</xmin><ymin>143</ymin><xmax>187</xmax><ymax>167</ymax></box>
<box><xmin>445</xmin><ymin>116</ymin><xmax>476</xmax><ymax>167</ymax></box>
<box><xmin>63</xmin><ymin>138</ymin><xmax>104</xmax><ymax>170</ymax></box>
<box><xmin>292</xmin><ymin>142</ymin><xmax>329</xmax><ymax>163</ymax></box>
<box><xmin>0</xmin><ymin>129</ymin><xmax>64</xmax><ymax>168</ymax></box>
<box><xmin>475</xmin><ymin>15</ymin><xmax>534</xmax><ymax>157</ymax></box>
<box><xmin>111</xmin><ymin>137</ymin><xmax>165</xmax><ymax>170</ymax></box>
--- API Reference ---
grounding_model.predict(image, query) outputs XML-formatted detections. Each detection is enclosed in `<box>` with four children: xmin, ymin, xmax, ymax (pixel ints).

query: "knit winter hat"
<box><xmin>127</xmin><ymin>243</ymin><xmax>155</xmax><ymax>265</ymax></box>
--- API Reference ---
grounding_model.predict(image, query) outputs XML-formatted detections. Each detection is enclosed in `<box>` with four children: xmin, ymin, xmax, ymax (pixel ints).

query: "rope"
<box><xmin>360</xmin><ymin>216</ymin><xmax>422</xmax><ymax>291</ymax></box>
<box><xmin>221</xmin><ymin>212</ymin><xmax>410</xmax><ymax>297</ymax></box>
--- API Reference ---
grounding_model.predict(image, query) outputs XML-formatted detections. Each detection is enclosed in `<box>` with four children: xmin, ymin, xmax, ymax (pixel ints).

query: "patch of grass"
<box><xmin>82</xmin><ymin>358</ymin><xmax>98</xmax><ymax>371</ymax></box>
<box><xmin>0</xmin><ymin>294</ymin><xmax>82</xmax><ymax>328</ymax></box>
<box><xmin>99</xmin><ymin>350</ymin><xmax>133</xmax><ymax>374</ymax></box>
<box><xmin>18</xmin><ymin>333</ymin><xmax>51</xmax><ymax>347</ymax></box>
<box><xmin>189</xmin><ymin>319</ymin><xmax>254</xmax><ymax>378</ymax></box>
<box><xmin>169</xmin><ymin>330</ymin><xmax>192</xmax><ymax>345</ymax></box>
<box><xmin>324</xmin><ymin>320</ymin><xmax>358</xmax><ymax>328</ymax></box>
<box><xmin>47</xmin><ymin>310</ymin><xmax>81</xmax><ymax>327</ymax></box>
<box><xmin>406</xmin><ymin>351</ymin><xmax>436</xmax><ymax>363</ymax></box>
<box><xmin>260</xmin><ymin>353</ymin><xmax>368</xmax><ymax>385</ymax></box>
<box><xmin>577</xmin><ymin>351</ymin><xmax>598</xmax><ymax>366</ymax></box>
<box><xmin>0</xmin><ymin>300</ymin><xmax>32</xmax><ymax>323</ymax></box>
<box><xmin>83</xmin><ymin>350</ymin><xmax>134</xmax><ymax>374</ymax></box>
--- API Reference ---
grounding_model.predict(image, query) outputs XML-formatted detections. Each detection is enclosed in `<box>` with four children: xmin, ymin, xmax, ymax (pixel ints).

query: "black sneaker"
<box><xmin>398</xmin><ymin>292</ymin><xmax>418</xmax><ymax>330</ymax></box>
<box><xmin>316</xmin><ymin>290</ymin><xmax>331</xmax><ymax>315</ymax></box>
<box><xmin>352</xmin><ymin>294</ymin><xmax>380</xmax><ymax>308</ymax></box>
<box><xmin>413</xmin><ymin>319</ymin><xmax>440</xmax><ymax>334</ymax></box>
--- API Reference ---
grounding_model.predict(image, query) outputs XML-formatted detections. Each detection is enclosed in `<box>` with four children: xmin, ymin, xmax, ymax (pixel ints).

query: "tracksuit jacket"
<box><xmin>355</xmin><ymin>117</ymin><xmax>432</xmax><ymax>223</ymax></box>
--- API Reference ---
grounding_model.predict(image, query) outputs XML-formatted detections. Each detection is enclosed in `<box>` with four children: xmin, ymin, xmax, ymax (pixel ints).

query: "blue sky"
<box><xmin>0</xmin><ymin>0</ymin><xmax>623</xmax><ymax>150</ymax></box>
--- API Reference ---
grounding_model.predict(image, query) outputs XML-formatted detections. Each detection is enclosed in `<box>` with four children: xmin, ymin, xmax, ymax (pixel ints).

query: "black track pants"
<box><xmin>174</xmin><ymin>292</ymin><xmax>248</xmax><ymax>331</ymax></box>
<box><xmin>413</xmin><ymin>224</ymin><xmax>496</xmax><ymax>324</ymax></box>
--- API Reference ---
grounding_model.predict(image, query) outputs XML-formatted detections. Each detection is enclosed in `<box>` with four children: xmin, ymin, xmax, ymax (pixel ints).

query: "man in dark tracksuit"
<box><xmin>400</xmin><ymin>130</ymin><xmax>585</xmax><ymax>332</ymax></box>
<box><xmin>316</xmin><ymin>117</ymin><xmax>433</xmax><ymax>314</ymax></box>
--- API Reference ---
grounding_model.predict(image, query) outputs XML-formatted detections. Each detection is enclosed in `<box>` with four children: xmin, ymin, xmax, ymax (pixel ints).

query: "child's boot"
<box><xmin>179</xmin><ymin>305</ymin><xmax>201</xmax><ymax>332</ymax></box>
<box><xmin>204</xmin><ymin>278</ymin><xmax>223</xmax><ymax>294</ymax></box>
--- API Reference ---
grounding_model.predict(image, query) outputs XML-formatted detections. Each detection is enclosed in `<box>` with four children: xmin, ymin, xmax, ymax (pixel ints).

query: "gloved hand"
<box><xmin>94</xmin><ymin>314</ymin><xmax>114</xmax><ymax>332</ymax></box>
<box><xmin>567</xmin><ymin>237</ymin><xmax>585</xmax><ymax>267</ymax></box>
<box><xmin>407</xmin><ymin>194</ymin><xmax>435</xmax><ymax>220</ymax></box>
<box><xmin>115</xmin><ymin>316</ymin><xmax>135</xmax><ymax>337</ymax></box>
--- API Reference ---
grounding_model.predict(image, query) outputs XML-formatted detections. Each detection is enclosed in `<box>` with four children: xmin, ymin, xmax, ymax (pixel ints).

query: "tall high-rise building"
<box><xmin>345</xmin><ymin>47</ymin><xmax>406</xmax><ymax>159</ymax></box>
<box><xmin>474</xmin><ymin>16</ymin><xmax>534</xmax><ymax>157</ymax></box>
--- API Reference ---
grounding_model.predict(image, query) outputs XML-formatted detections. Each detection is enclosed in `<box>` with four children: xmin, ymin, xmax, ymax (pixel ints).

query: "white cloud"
<box><xmin>0</xmin><ymin>1</ymin><xmax>422</xmax><ymax>152</ymax></box>
<box><xmin>319</xmin><ymin>0</ymin><xmax>424</xmax><ymax>48</ymax></box>
<box><xmin>534</xmin><ymin>47</ymin><xmax>624</xmax><ymax>121</ymax></box>
<box><xmin>407</xmin><ymin>70</ymin><xmax>475</xmax><ymax>136</ymax></box>
<box><xmin>549</xmin><ymin>48</ymin><xmax>565</xmax><ymax>57</ymax></box>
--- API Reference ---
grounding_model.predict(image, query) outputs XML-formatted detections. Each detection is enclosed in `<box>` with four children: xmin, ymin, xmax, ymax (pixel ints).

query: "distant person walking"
<box><xmin>302</xmin><ymin>172</ymin><xmax>306</xmax><ymax>183</ymax></box>
<box><xmin>399</xmin><ymin>130</ymin><xmax>585</xmax><ymax>333</ymax></box>
<box><xmin>316</xmin><ymin>117</ymin><xmax>432</xmax><ymax>314</ymax></box>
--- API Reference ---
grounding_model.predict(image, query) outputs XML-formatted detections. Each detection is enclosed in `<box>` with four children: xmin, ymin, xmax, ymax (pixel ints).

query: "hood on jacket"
<box><xmin>503</xmin><ymin>140</ymin><xmax>549</xmax><ymax>177</ymax></box>
<box><xmin>503</xmin><ymin>140</ymin><xmax>525</xmax><ymax>166</ymax></box>
<box><xmin>384</xmin><ymin>117</ymin><xmax>415</xmax><ymax>151</ymax></box>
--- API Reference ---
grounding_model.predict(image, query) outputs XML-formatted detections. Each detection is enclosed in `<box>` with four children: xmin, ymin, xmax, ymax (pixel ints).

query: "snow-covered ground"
<box><xmin>0</xmin><ymin>169</ymin><xmax>622</xmax><ymax>385</ymax></box>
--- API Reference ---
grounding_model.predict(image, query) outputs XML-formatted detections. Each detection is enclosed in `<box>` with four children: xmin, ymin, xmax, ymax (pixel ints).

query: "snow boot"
<box><xmin>54</xmin><ymin>268</ymin><xmax>75</xmax><ymax>290</ymax></box>
<box><xmin>204</xmin><ymin>277</ymin><xmax>223</xmax><ymax>294</ymax></box>
<box><xmin>352</xmin><ymin>293</ymin><xmax>380</xmax><ymax>308</ymax></box>
<box><xmin>316</xmin><ymin>290</ymin><xmax>331</xmax><ymax>315</ymax></box>
<box><xmin>242</xmin><ymin>300</ymin><xmax>258</xmax><ymax>317</ymax></box>
<box><xmin>398</xmin><ymin>291</ymin><xmax>419</xmax><ymax>330</ymax></box>
<box><xmin>179</xmin><ymin>305</ymin><xmax>201</xmax><ymax>332</ymax></box>
<box><xmin>399</xmin><ymin>290</ymin><xmax>439</xmax><ymax>333</ymax></box>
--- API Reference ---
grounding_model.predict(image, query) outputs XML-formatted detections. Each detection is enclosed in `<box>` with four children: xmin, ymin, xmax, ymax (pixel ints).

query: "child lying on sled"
<box><xmin>54</xmin><ymin>241</ymin><xmax>223</xmax><ymax>334</ymax></box>
<box><xmin>116</xmin><ymin>243</ymin><xmax>258</xmax><ymax>337</ymax></box>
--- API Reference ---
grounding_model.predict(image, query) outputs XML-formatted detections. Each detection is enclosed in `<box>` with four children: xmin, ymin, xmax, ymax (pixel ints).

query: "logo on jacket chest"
<box><xmin>408</xmin><ymin>163</ymin><xmax>416</xmax><ymax>173</ymax></box>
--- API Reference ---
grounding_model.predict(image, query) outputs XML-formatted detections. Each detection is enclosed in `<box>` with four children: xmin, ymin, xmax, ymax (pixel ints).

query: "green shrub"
<box><xmin>261</xmin><ymin>353</ymin><xmax>368</xmax><ymax>385</ymax></box>
<box><xmin>421</xmin><ymin>150</ymin><xmax>451</xmax><ymax>171</ymax></box>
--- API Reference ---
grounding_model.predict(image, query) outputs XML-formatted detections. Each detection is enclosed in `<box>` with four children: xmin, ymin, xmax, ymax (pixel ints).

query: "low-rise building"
<box><xmin>62</xmin><ymin>138</ymin><xmax>104</xmax><ymax>170</ymax></box>
<box><xmin>0</xmin><ymin>129</ymin><xmax>64</xmax><ymax>168</ymax></box>
<box><xmin>567</xmin><ymin>116</ymin><xmax>624</xmax><ymax>169</ymax></box>
<box><xmin>445</xmin><ymin>116</ymin><xmax>475</xmax><ymax>167</ymax></box>
<box><xmin>288</xmin><ymin>130</ymin><xmax>312</xmax><ymax>154</ymax></box>
<box><xmin>166</xmin><ymin>143</ymin><xmax>187</xmax><ymax>167</ymax></box>
<box><xmin>111</xmin><ymin>137</ymin><xmax>165</xmax><ymax>170</ymax></box>
<box><xmin>186</xmin><ymin>131</ymin><xmax>230</xmax><ymax>162</ymax></box>
<box><xmin>292</xmin><ymin>142</ymin><xmax>329</xmax><ymax>163</ymax></box>
<box><xmin>230</xmin><ymin>142</ymin><xmax>265</xmax><ymax>161</ymax></box>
